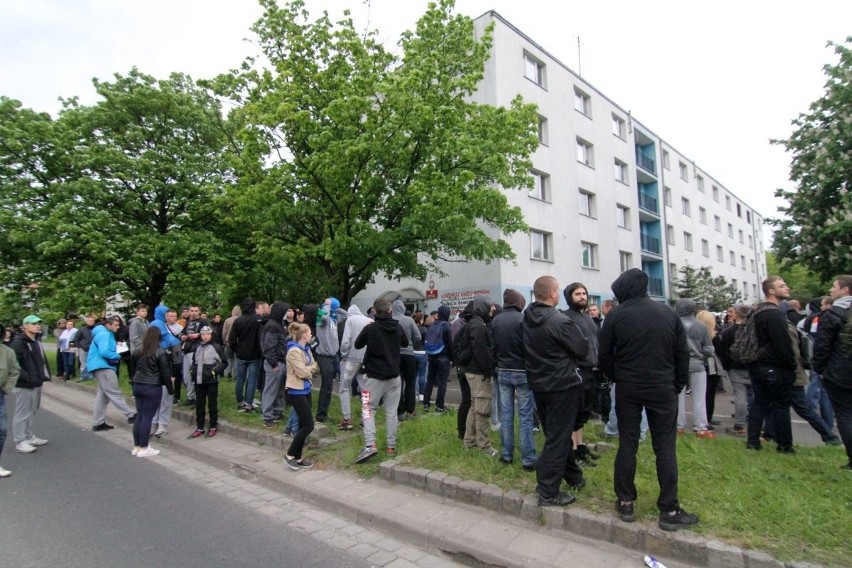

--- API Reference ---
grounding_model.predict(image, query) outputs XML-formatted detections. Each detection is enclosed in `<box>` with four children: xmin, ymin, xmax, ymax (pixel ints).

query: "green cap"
<box><xmin>23</xmin><ymin>315</ymin><xmax>43</xmax><ymax>324</ymax></box>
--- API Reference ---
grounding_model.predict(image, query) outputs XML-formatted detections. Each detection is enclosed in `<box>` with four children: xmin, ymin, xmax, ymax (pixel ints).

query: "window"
<box><xmin>616</xmin><ymin>204</ymin><xmax>630</xmax><ymax>229</ymax></box>
<box><xmin>612</xmin><ymin>114</ymin><xmax>626</xmax><ymax>139</ymax></box>
<box><xmin>739</xmin><ymin>229</ymin><xmax>744</xmax><ymax>244</ymax></box>
<box><xmin>697</xmin><ymin>175</ymin><xmax>705</xmax><ymax>193</ymax></box>
<box><xmin>664</xmin><ymin>187</ymin><xmax>672</xmax><ymax>207</ymax></box>
<box><xmin>537</xmin><ymin>115</ymin><xmax>548</xmax><ymax>145</ymax></box>
<box><xmin>529</xmin><ymin>169</ymin><xmax>550</xmax><ymax>201</ymax></box>
<box><xmin>576</xmin><ymin>138</ymin><xmax>594</xmax><ymax>167</ymax></box>
<box><xmin>716</xmin><ymin>245</ymin><xmax>724</xmax><ymax>262</ymax></box>
<box><xmin>579</xmin><ymin>189</ymin><xmax>596</xmax><ymax>217</ymax></box>
<box><xmin>681</xmin><ymin>197</ymin><xmax>691</xmax><ymax>216</ymax></box>
<box><xmin>669</xmin><ymin>263</ymin><xmax>678</xmax><ymax>280</ymax></box>
<box><xmin>712</xmin><ymin>185</ymin><xmax>719</xmax><ymax>202</ymax></box>
<box><xmin>746</xmin><ymin>210</ymin><xmax>752</xmax><ymax>224</ymax></box>
<box><xmin>725</xmin><ymin>195</ymin><xmax>732</xmax><ymax>211</ymax></box>
<box><xmin>741</xmin><ymin>255</ymin><xmax>746</xmax><ymax>270</ymax></box>
<box><xmin>581</xmin><ymin>242</ymin><xmax>598</xmax><ymax>269</ymax></box>
<box><xmin>679</xmin><ymin>161</ymin><xmax>688</xmax><ymax>181</ymax></box>
<box><xmin>666</xmin><ymin>224</ymin><xmax>675</xmax><ymax>244</ymax></box>
<box><xmin>530</xmin><ymin>230</ymin><xmax>553</xmax><ymax>261</ymax></box>
<box><xmin>748</xmin><ymin>235</ymin><xmax>753</xmax><ymax>249</ymax></box>
<box><xmin>728</xmin><ymin>223</ymin><xmax>734</xmax><ymax>238</ymax></box>
<box><xmin>750</xmin><ymin>259</ymin><xmax>755</xmax><ymax>273</ymax></box>
<box><xmin>730</xmin><ymin>250</ymin><xmax>736</xmax><ymax>266</ymax></box>
<box><xmin>702</xmin><ymin>239</ymin><xmax>709</xmax><ymax>257</ymax></box>
<box><xmin>733</xmin><ymin>278</ymin><xmax>738</xmax><ymax>290</ymax></box>
<box><xmin>614</xmin><ymin>159</ymin><xmax>628</xmax><ymax>184</ymax></box>
<box><xmin>753</xmin><ymin>284</ymin><xmax>758</xmax><ymax>298</ymax></box>
<box><xmin>574</xmin><ymin>88</ymin><xmax>591</xmax><ymax>117</ymax></box>
<box><xmin>524</xmin><ymin>52</ymin><xmax>546</xmax><ymax>87</ymax></box>
<box><xmin>714</xmin><ymin>215</ymin><xmax>721</xmax><ymax>231</ymax></box>
<box><xmin>662</xmin><ymin>150</ymin><xmax>670</xmax><ymax>170</ymax></box>
<box><xmin>683</xmin><ymin>232</ymin><xmax>693</xmax><ymax>251</ymax></box>
<box><xmin>736</xmin><ymin>203</ymin><xmax>742</xmax><ymax>218</ymax></box>
<box><xmin>699</xmin><ymin>207</ymin><xmax>707</xmax><ymax>224</ymax></box>
<box><xmin>743</xmin><ymin>281</ymin><xmax>749</xmax><ymax>297</ymax></box>
<box><xmin>619</xmin><ymin>251</ymin><xmax>633</xmax><ymax>272</ymax></box>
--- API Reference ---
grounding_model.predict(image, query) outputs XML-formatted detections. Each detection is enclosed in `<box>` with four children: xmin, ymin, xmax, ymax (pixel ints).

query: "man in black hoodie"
<box><xmin>524</xmin><ymin>276</ymin><xmax>588</xmax><ymax>506</ymax></box>
<box><xmin>260</xmin><ymin>302</ymin><xmax>290</xmax><ymax>428</ymax></box>
<box><xmin>457</xmin><ymin>295</ymin><xmax>497</xmax><ymax>455</ymax></box>
<box><xmin>598</xmin><ymin>268</ymin><xmax>696</xmax><ymax>531</ymax></box>
<box><xmin>229</xmin><ymin>297</ymin><xmax>264</xmax><ymax>412</ymax></box>
<box><xmin>353</xmin><ymin>298</ymin><xmax>408</xmax><ymax>463</ymax></box>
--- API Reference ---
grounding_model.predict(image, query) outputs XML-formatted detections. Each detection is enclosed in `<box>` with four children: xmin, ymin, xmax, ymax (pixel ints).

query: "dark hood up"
<box><xmin>437</xmin><ymin>305</ymin><xmax>451</xmax><ymax>321</ymax></box>
<box><xmin>675</xmin><ymin>298</ymin><xmax>697</xmax><ymax>318</ymax></box>
<box><xmin>502</xmin><ymin>289</ymin><xmax>526</xmax><ymax>312</ymax></box>
<box><xmin>470</xmin><ymin>295</ymin><xmax>495</xmax><ymax>322</ymax></box>
<box><xmin>270</xmin><ymin>302</ymin><xmax>289</xmax><ymax>324</ymax></box>
<box><xmin>611</xmin><ymin>269</ymin><xmax>648</xmax><ymax>303</ymax></box>
<box><xmin>562</xmin><ymin>282</ymin><xmax>587</xmax><ymax>309</ymax></box>
<box><xmin>241</xmin><ymin>297</ymin><xmax>256</xmax><ymax>315</ymax></box>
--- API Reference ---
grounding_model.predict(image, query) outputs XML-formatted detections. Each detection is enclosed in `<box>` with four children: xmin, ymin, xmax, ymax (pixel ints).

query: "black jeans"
<box><xmin>706</xmin><ymin>374</ymin><xmax>721</xmax><ymax>423</ymax></box>
<box><xmin>315</xmin><ymin>355</ymin><xmax>337</xmax><ymax>420</ymax></box>
<box><xmin>397</xmin><ymin>354</ymin><xmax>417</xmax><ymax>415</ymax></box>
<box><xmin>533</xmin><ymin>387</ymin><xmax>583</xmax><ymax>499</ymax></box>
<box><xmin>457</xmin><ymin>367</ymin><xmax>471</xmax><ymax>438</ymax></box>
<box><xmin>132</xmin><ymin>382</ymin><xmax>162</xmax><ymax>447</ymax></box>
<box><xmin>424</xmin><ymin>355</ymin><xmax>451</xmax><ymax>409</ymax></box>
<box><xmin>747</xmin><ymin>365</ymin><xmax>795</xmax><ymax>450</ymax></box>
<box><xmin>614</xmin><ymin>381</ymin><xmax>680</xmax><ymax>512</ymax></box>
<box><xmin>823</xmin><ymin>380</ymin><xmax>852</xmax><ymax>465</ymax></box>
<box><xmin>287</xmin><ymin>393</ymin><xmax>314</xmax><ymax>460</ymax></box>
<box><xmin>195</xmin><ymin>383</ymin><xmax>219</xmax><ymax>430</ymax></box>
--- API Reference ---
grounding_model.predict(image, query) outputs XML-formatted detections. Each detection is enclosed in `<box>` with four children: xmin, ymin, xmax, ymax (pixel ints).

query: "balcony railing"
<box><xmin>648</xmin><ymin>277</ymin><xmax>664</xmax><ymax>297</ymax></box>
<box><xmin>636</xmin><ymin>151</ymin><xmax>656</xmax><ymax>175</ymax></box>
<box><xmin>638</xmin><ymin>192</ymin><xmax>658</xmax><ymax>213</ymax></box>
<box><xmin>640</xmin><ymin>233</ymin><xmax>661</xmax><ymax>255</ymax></box>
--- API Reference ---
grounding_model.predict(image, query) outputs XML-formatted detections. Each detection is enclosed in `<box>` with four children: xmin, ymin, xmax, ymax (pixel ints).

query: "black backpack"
<box><xmin>730</xmin><ymin>303</ymin><xmax>778</xmax><ymax>364</ymax></box>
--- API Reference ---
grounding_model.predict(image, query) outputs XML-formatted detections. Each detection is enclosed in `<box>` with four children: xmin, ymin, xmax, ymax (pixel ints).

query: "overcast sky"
<box><xmin>1</xmin><ymin>0</ymin><xmax>849</xmax><ymax>239</ymax></box>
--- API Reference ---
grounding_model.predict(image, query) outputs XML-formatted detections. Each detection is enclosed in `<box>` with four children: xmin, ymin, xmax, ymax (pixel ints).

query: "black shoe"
<box><xmin>576</xmin><ymin>458</ymin><xmax>597</xmax><ymax>468</ymax></box>
<box><xmin>435</xmin><ymin>407</ymin><xmax>446</xmax><ymax>414</ymax></box>
<box><xmin>499</xmin><ymin>457</ymin><xmax>513</xmax><ymax>465</ymax></box>
<box><xmin>577</xmin><ymin>444</ymin><xmax>599</xmax><ymax>460</ymax></box>
<box><xmin>659</xmin><ymin>507</ymin><xmax>699</xmax><ymax>531</ymax></box>
<box><xmin>568</xmin><ymin>477</ymin><xmax>586</xmax><ymax>491</ymax></box>
<box><xmin>92</xmin><ymin>422</ymin><xmax>114</xmax><ymax>432</ymax></box>
<box><xmin>615</xmin><ymin>499</ymin><xmax>635</xmax><ymax>522</ymax></box>
<box><xmin>537</xmin><ymin>491</ymin><xmax>576</xmax><ymax>507</ymax></box>
<box><xmin>263</xmin><ymin>420</ymin><xmax>276</xmax><ymax>429</ymax></box>
<box><xmin>127</xmin><ymin>414</ymin><xmax>136</xmax><ymax>424</ymax></box>
<box><xmin>841</xmin><ymin>462</ymin><xmax>852</xmax><ymax>471</ymax></box>
<box><xmin>522</xmin><ymin>463</ymin><xmax>536</xmax><ymax>472</ymax></box>
<box><xmin>776</xmin><ymin>445</ymin><xmax>796</xmax><ymax>454</ymax></box>
<box><xmin>746</xmin><ymin>442</ymin><xmax>762</xmax><ymax>451</ymax></box>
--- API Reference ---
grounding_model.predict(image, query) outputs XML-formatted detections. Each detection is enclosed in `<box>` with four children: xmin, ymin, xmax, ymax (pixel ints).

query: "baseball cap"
<box><xmin>23</xmin><ymin>315</ymin><xmax>43</xmax><ymax>324</ymax></box>
<box><xmin>199</xmin><ymin>326</ymin><xmax>213</xmax><ymax>334</ymax></box>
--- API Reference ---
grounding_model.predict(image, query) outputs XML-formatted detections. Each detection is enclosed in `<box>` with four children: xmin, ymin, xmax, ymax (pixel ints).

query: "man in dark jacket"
<box><xmin>422</xmin><ymin>304</ymin><xmax>454</xmax><ymax>413</ymax></box>
<box><xmin>457</xmin><ymin>295</ymin><xmax>496</xmax><ymax>455</ymax></box>
<box><xmin>179</xmin><ymin>304</ymin><xmax>209</xmax><ymax>406</ymax></box>
<box><xmin>812</xmin><ymin>275</ymin><xmax>852</xmax><ymax>470</ymax></box>
<box><xmin>11</xmin><ymin>315</ymin><xmax>51</xmax><ymax>453</ymax></box>
<box><xmin>524</xmin><ymin>276</ymin><xmax>588</xmax><ymax>506</ymax></box>
<box><xmin>492</xmin><ymin>289</ymin><xmax>536</xmax><ymax>469</ymax></box>
<box><xmin>353</xmin><ymin>298</ymin><xmax>408</xmax><ymax>463</ymax></box>
<box><xmin>229</xmin><ymin>297</ymin><xmax>264</xmax><ymax>412</ymax></box>
<box><xmin>260</xmin><ymin>302</ymin><xmax>290</xmax><ymax>428</ymax></box>
<box><xmin>599</xmin><ymin>269</ymin><xmax>696</xmax><ymax>531</ymax></box>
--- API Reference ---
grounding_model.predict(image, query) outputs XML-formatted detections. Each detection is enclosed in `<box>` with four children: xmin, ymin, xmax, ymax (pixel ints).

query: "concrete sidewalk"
<box><xmin>40</xmin><ymin>380</ymin><xmax>799</xmax><ymax>568</ymax></box>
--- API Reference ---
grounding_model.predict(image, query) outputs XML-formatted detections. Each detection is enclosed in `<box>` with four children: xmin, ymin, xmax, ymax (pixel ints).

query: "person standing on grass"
<box><xmin>89</xmin><ymin>316</ymin><xmax>137</xmax><ymax>431</ymax></box>
<box><xmin>422</xmin><ymin>305</ymin><xmax>454</xmax><ymax>415</ymax></box>
<box><xmin>187</xmin><ymin>327</ymin><xmax>227</xmax><ymax>439</ymax></box>
<box><xmin>230</xmin><ymin>298</ymin><xmax>264</xmax><ymax>413</ymax></box>
<box><xmin>58</xmin><ymin>319</ymin><xmax>79</xmax><ymax>381</ymax></box>
<box><xmin>354</xmin><ymin>298</ymin><xmax>408</xmax><ymax>464</ymax></box>
<box><xmin>130</xmin><ymin>327</ymin><xmax>173</xmax><ymax>458</ymax></box>
<box><xmin>261</xmin><ymin>302</ymin><xmax>290</xmax><ymax>430</ymax></box>
<box><xmin>675</xmin><ymin>299</ymin><xmax>715</xmax><ymax>438</ymax></box>
<box><xmin>0</xmin><ymin>324</ymin><xmax>20</xmax><ymax>476</ymax></box>
<box><xmin>127</xmin><ymin>304</ymin><xmax>149</xmax><ymax>380</ymax></box>
<box><xmin>599</xmin><ymin>269</ymin><xmax>698</xmax><ymax>531</ymax></box>
<box><xmin>11</xmin><ymin>315</ymin><xmax>52</xmax><ymax>454</ymax></box>
<box><xmin>392</xmin><ymin>299</ymin><xmax>421</xmax><ymax>422</ymax></box>
<box><xmin>179</xmin><ymin>304</ymin><xmax>208</xmax><ymax>407</ymax></box>
<box><xmin>339</xmin><ymin>304</ymin><xmax>372</xmax><ymax>431</ymax></box>
<box><xmin>719</xmin><ymin>304</ymin><xmax>752</xmax><ymax>437</ymax></box>
<box><xmin>283</xmin><ymin>322</ymin><xmax>319</xmax><ymax>470</ymax></box>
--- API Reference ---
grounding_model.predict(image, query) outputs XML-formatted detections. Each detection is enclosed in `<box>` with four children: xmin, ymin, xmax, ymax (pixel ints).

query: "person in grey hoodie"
<box><xmin>314</xmin><ymin>297</ymin><xmax>342</xmax><ymax>422</ymax></box>
<box><xmin>392</xmin><ymin>299</ymin><xmax>421</xmax><ymax>421</ymax></box>
<box><xmin>675</xmin><ymin>298</ymin><xmax>715</xmax><ymax>437</ymax></box>
<box><xmin>338</xmin><ymin>305</ymin><xmax>372</xmax><ymax>429</ymax></box>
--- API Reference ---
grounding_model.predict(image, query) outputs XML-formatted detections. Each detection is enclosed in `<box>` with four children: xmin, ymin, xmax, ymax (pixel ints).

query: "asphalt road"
<box><xmin>0</xmin><ymin>408</ymin><xmax>370</xmax><ymax>568</ymax></box>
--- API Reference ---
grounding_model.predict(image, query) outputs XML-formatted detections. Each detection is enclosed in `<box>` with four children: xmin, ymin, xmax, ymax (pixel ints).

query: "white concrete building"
<box><xmin>355</xmin><ymin>11</ymin><xmax>766</xmax><ymax>313</ymax></box>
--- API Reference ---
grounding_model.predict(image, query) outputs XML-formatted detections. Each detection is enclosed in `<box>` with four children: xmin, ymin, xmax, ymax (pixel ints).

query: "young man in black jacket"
<box><xmin>457</xmin><ymin>295</ymin><xmax>497</xmax><ymax>455</ymax></box>
<box><xmin>229</xmin><ymin>298</ymin><xmax>263</xmax><ymax>412</ymax></box>
<box><xmin>10</xmin><ymin>315</ymin><xmax>51</xmax><ymax>454</ymax></box>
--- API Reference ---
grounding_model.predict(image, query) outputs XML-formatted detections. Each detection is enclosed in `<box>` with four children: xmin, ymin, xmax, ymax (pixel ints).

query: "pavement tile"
<box><xmin>367</xmin><ymin>550</ymin><xmax>398</xmax><ymax>566</ymax></box>
<box><xmin>302</xmin><ymin>509</ymin><xmax>335</xmax><ymax>523</ymax></box>
<box><xmin>287</xmin><ymin>517</ymin><xmax>325</xmax><ymax>534</ymax></box>
<box><xmin>395</xmin><ymin>545</ymin><xmax>427</xmax><ymax>562</ymax></box>
<box><xmin>375</xmin><ymin>537</ymin><xmax>405</xmax><ymax>552</ymax></box>
<box><xmin>383</xmin><ymin>559</ymin><xmax>419</xmax><ymax>568</ymax></box>
<box><xmin>349</xmin><ymin>542</ymin><xmax>380</xmax><ymax>559</ymax></box>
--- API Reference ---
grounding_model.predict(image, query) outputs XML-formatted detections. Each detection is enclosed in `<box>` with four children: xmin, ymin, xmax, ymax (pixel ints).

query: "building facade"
<box><xmin>355</xmin><ymin>11</ymin><xmax>767</xmax><ymax>313</ymax></box>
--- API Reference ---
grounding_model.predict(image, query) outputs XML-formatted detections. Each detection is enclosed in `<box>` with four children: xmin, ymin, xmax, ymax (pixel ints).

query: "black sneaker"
<box><xmin>127</xmin><ymin>414</ymin><xmax>136</xmax><ymax>424</ymax></box>
<box><xmin>355</xmin><ymin>445</ymin><xmax>378</xmax><ymax>464</ymax></box>
<box><xmin>435</xmin><ymin>407</ymin><xmax>446</xmax><ymax>414</ymax></box>
<box><xmin>659</xmin><ymin>507</ymin><xmax>699</xmax><ymax>531</ymax></box>
<box><xmin>522</xmin><ymin>463</ymin><xmax>536</xmax><ymax>472</ymax></box>
<box><xmin>537</xmin><ymin>491</ymin><xmax>576</xmax><ymax>507</ymax></box>
<box><xmin>297</xmin><ymin>458</ymin><xmax>313</xmax><ymax>469</ymax></box>
<box><xmin>263</xmin><ymin>420</ymin><xmax>276</xmax><ymax>429</ymax></box>
<box><xmin>284</xmin><ymin>455</ymin><xmax>300</xmax><ymax>471</ymax></box>
<box><xmin>746</xmin><ymin>441</ymin><xmax>762</xmax><ymax>451</ymax></box>
<box><xmin>568</xmin><ymin>477</ymin><xmax>586</xmax><ymax>491</ymax></box>
<box><xmin>92</xmin><ymin>422</ymin><xmax>115</xmax><ymax>432</ymax></box>
<box><xmin>577</xmin><ymin>444</ymin><xmax>599</xmax><ymax>460</ymax></box>
<box><xmin>615</xmin><ymin>500</ymin><xmax>635</xmax><ymax>522</ymax></box>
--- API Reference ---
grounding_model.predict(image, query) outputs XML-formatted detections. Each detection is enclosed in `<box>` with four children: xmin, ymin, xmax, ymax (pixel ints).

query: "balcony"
<box><xmin>636</xmin><ymin>151</ymin><xmax>656</xmax><ymax>175</ymax></box>
<box><xmin>640</xmin><ymin>233</ymin><xmax>661</xmax><ymax>255</ymax></box>
<box><xmin>648</xmin><ymin>277</ymin><xmax>664</xmax><ymax>297</ymax></box>
<box><xmin>638</xmin><ymin>192</ymin><xmax>658</xmax><ymax>214</ymax></box>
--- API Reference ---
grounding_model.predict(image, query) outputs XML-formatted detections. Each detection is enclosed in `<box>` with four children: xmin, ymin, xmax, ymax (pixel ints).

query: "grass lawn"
<box><xmin>106</xmin><ymin>369</ymin><xmax>850</xmax><ymax>567</ymax></box>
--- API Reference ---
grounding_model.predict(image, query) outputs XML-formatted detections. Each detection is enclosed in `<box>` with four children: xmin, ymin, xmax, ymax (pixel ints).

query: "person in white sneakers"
<box><xmin>10</xmin><ymin>315</ymin><xmax>52</xmax><ymax>454</ymax></box>
<box><xmin>0</xmin><ymin>323</ymin><xmax>20</xmax><ymax>476</ymax></box>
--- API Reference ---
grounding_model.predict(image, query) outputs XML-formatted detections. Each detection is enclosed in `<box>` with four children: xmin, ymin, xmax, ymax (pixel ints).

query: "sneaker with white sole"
<box><xmin>28</xmin><ymin>436</ymin><xmax>48</xmax><ymax>446</ymax></box>
<box><xmin>131</xmin><ymin>447</ymin><xmax>140</xmax><ymax>456</ymax></box>
<box><xmin>0</xmin><ymin>466</ymin><xmax>11</xmax><ymax>478</ymax></box>
<box><xmin>355</xmin><ymin>445</ymin><xmax>378</xmax><ymax>464</ymax></box>
<box><xmin>15</xmin><ymin>441</ymin><xmax>37</xmax><ymax>453</ymax></box>
<box><xmin>136</xmin><ymin>447</ymin><xmax>160</xmax><ymax>458</ymax></box>
<box><xmin>153</xmin><ymin>429</ymin><xmax>167</xmax><ymax>439</ymax></box>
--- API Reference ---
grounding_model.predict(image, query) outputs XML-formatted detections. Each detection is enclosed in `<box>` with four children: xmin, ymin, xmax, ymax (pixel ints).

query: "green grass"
<box><xmin>105</xmin><ymin>372</ymin><xmax>850</xmax><ymax>566</ymax></box>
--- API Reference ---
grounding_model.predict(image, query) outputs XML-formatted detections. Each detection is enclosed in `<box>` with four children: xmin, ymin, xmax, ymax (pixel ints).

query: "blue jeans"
<box><xmin>497</xmin><ymin>369</ymin><xmax>537</xmax><ymax>467</ymax></box>
<box><xmin>61</xmin><ymin>351</ymin><xmax>76</xmax><ymax>378</ymax></box>
<box><xmin>234</xmin><ymin>358</ymin><xmax>261</xmax><ymax>406</ymax></box>
<box><xmin>414</xmin><ymin>352</ymin><xmax>428</xmax><ymax>397</ymax></box>
<box><xmin>423</xmin><ymin>355</ymin><xmax>450</xmax><ymax>409</ymax></box>
<box><xmin>806</xmin><ymin>371</ymin><xmax>835</xmax><ymax>431</ymax></box>
<box><xmin>0</xmin><ymin>393</ymin><xmax>7</xmax><ymax>459</ymax></box>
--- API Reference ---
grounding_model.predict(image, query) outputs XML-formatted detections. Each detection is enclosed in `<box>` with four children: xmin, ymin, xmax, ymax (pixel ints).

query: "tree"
<box><xmin>207</xmin><ymin>0</ymin><xmax>539</xmax><ymax>304</ymax></box>
<box><xmin>672</xmin><ymin>264</ymin><xmax>741</xmax><ymax>311</ymax></box>
<box><xmin>0</xmin><ymin>70</ymin><xmax>238</xmax><ymax>314</ymax></box>
<box><xmin>770</xmin><ymin>38</ymin><xmax>852</xmax><ymax>280</ymax></box>
<box><xmin>765</xmin><ymin>250</ymin><xmax>831</xmax><ymax>302</ymax></box>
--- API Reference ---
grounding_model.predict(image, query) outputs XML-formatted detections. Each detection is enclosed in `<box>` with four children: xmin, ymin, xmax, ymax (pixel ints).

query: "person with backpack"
<box><xmin>812</xmin><ymin>275</ymin><xmax>852</xmax><ymax>470</ymax></box>
<box><xmin>719</xmin><ymin>304</ymin><xmax>752</xmax><ymax>436</ymax></box>
<box><xmin>422</xmin><ymin>305</ymin><xmax>454</xmax><ymax>414</ymax></box>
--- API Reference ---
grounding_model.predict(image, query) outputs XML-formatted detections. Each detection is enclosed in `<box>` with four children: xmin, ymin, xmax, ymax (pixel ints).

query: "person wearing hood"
<box><xmin>339</xmin><ymin>305</ymin><xmax>372</xmax><ymax>430</ymax></box>
<box><xmin>599</xmin><ymin>269</ymin><xmax>697</xmax><ymax>532</ymax></box>
<box><xmin>491</xmin><ymin>290</ymin><xmax>536</xmax><ymax>470</ymax></box>
<box><xmin>812</xmin><ymin>275</ymin><xmax>852</xmax><ymax>470</ymax></box>
<box><xmin>222</xmin><ymin>305</ymin><xmax>241</xmax><ymax>378</ymax></box>
<box><xmin>89</xmin><ymin>315</ymin><xmax>137</xmax><ymax>431</ymax></box>
<box><xmin>452</xmin><ymin>301</ymin><xmax>474</xmax><ymax>439</ymax></box>
<box><xmin>719</xmin><ymin>304</ymin><xmax>753</xmax><ymax>436</ymax></box>
<box><xmin>150</xmin><ymin>305</ymin><xmax>181</xmax><ymax>438</ymax></box>
<box><xmin>9</xmin><ymin>315</ymin><xmax>51</xmax><ymax>454</ymax></box>
<box><xmin>523</xmin><ymin>277</ymin><xmax>588</xmax><ymax>506</ymax></box>
<box><xmin>675</xmin><ymin>298</ymin><xmax>715</xmax><ymax>437</ymax></box>
<box><xmin>353</xmin><ymin>298</ymin><xmax>408</xmax><ymax>463</ymax></box>
<box><xmin>803</xmin><ymin>296</ymin><xmax>835</xmax><ymax>432</ymax></box>
<box><xmin>260</xmin><ymin>302</ymin><xmax>290</xmax><ymax>429</ymax></box>
<box><xmin>392</xmin><ymin>299</ymin><xmax>421</xmax><ymax>421</ymax></box>
<box><xmin>423</xmin><ymin>305</ymin><xmax>454</xmax><ymax>414</ymax></box>
<box><xmin>456</xmin><ymin>294</ymin><xmax>497</xmax><ymax>455</ymax></box>
<box><xmin>314</xmin><ymin>297</ymin><xmax>342</xmax><ymax>423</ymax></box>
<box><xmin>229</xmin><ymin>297</ymin><xmax>264</xmax><ymax>413</ymax></box>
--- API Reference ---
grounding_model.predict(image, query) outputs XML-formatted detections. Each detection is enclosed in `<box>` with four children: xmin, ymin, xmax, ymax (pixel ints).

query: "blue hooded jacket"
<box><xmin>87</xmin><ymin>324</ymin><xmax>120</xmax><ymax>372</ymax></box>
<box><xmin>151</xmin><ymin>305</ymin><xmax>181</xmax><ymax>350</ymax></box>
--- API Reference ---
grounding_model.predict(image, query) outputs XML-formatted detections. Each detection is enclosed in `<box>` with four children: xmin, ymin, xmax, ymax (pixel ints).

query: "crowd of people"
<box><xmin>1</xmin><ymin>273</ymin><xmax>849</xmax><ymax>534</ymax></box>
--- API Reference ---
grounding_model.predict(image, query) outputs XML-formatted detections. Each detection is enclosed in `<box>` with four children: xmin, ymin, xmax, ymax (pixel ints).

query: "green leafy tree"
<box><xmin>207</xmin><ymin>0</ymin><xmax>539</xmax><ymax>304</ymax></box>
<box><xmin>672</xmin><ymin>264</ymin><xmax>741</xmax><ymax>311</ymax></box>
<box><xmin>770</xmin><ymin>38</ymin><xmax>852</xmax><ymax>280</ymax></box>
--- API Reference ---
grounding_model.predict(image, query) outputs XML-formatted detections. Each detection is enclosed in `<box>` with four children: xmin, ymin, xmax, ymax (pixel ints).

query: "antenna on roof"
<box><xmin>577</xmin><ymin>35</ymin><xmax>582</xmax><ymax>76</ymax></box>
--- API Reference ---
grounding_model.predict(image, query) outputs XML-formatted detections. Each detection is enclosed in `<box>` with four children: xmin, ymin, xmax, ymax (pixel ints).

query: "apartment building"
<box><xmin>355</xmin><ymin>11</ymin><xmax>766</xmax><ymax>312</ymax></box>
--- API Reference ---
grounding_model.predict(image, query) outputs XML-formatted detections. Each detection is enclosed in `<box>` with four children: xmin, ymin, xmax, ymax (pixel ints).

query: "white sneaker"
<box><xmin>15</xmin><ymin>441</ymin><xmax>37</xmax><ymax>453</ymax></box>
<box><xmin>137</xmin><ymin>447</ymin><xmax>160</xmax><ymax>458</ymax></box>
<box><xmin>28</xmin><ymin>436</ymin><xmax>48</xmax><ymax>446</ymax></box>
<box><xmin>131</xmin><ymin>447</ymin><xmax>140</xmax><ymax>456</ymax></box>
<box><xmin>0</xmin><ymin>466</ymin><xmax>11</xmax><ymax>478</ymax></box>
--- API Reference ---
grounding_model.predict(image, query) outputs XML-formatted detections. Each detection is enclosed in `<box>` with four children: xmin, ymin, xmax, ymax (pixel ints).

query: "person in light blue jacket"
<box><xmin>89</xmin><ymin>316</ymin><xmax>136</xmax><ymax>431</ymax></box>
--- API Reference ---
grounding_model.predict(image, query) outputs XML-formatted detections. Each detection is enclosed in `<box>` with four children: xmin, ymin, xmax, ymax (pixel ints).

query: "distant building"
<box><xmin>356</xmin><ymin>11</ymin><xmax>766</xmax><ymax>313</ymax></box>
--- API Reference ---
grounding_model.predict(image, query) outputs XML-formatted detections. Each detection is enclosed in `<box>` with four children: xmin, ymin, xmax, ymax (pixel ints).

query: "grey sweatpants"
<box><xmin>182</xmin><ymin>355</ymin><xmax>196</xmax><ymax>401</ymax></box>
<box><xmin>13</xmin><ymin>387</ymin><xmax>41</xmax><ymax>444</ymax></box>
<box><xmin>261</xmin><ymin>361</ymin><xmax>285</xmax><ymax>422</ymax></box>
<box><xmin>153</xmin><ymin>386</ymin><xmax>173</xmax><ymax>431</ymax></box>
<box><xmin>361</xmin><ymin>376</ymin><xmax>401</xmax><ymax>449</ymax></box>
<box><xmin>339</xmin><ymin>359</ymin><xmax>364</xmax><ymax>421</ymax></box>
<box><xmin>92</xmin><ymin>368</ymin><xmax>134</xmax><ymax>426</ymax></box>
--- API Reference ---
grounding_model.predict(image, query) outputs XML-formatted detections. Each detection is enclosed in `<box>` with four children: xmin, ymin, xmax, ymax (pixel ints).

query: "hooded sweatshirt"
<box><xmin>87</xmin><ymin>324</ymin><xmax>120</xmax><ymax>373</ymax></box>
<box><xmin>812</xmin><ymin>294</ymin><xmax>852</xmax><ymax>386</ymax></box>
<box><xmin>675</xmin><ymin>298</ymin><xmax>715</xmax><ymax>373</ymax></box>
<box><xmin>392</xmin><ymin>299</ymin><xmax>421</xmax><ymax>357</ymax></box>
<box><xmin>354</xmin><ymin>311</ymin><xmax>408</xmax><ymax>380</ymax></box>
<box><xmin>490</xmin><ymin>290</ymin><xmax>526</xmax><ymax>370</ymax></box>
<box><xmin>340</xmin><ymin>305</ymin><xmax>372</xmax><ymax>363</ymax></box>
<box><xmin>428</xmin><ymin>305</ymin><xmax>454</xmax><ymax>362</ymax></box>
<box><xmin>222</xmin><ymin>305</ymin><xmax>241</xmax><ymax>346</ymax></box>
<box><xmin>261</xmin><ymin>302</ymin><xmax>290</xmax><ymax>367</ymax></box>
<box><xmin>457</xmin><ymin>295</ymin><xmax>495</xmax><ymax>376</ymax></box>
<box><xmin>562</xmin><ymin>283</ymin><xmax>599</xmax><ymax>370</ymax></box>
<box><xmin>315</xmin><ymin>298</ymin><xmax>340</xmax><ymax>357</ymax></box>
<box><xmin>598</xmin><ymin>268</ymin><xmax>689</xmax><ymax>391</ymax></box>
<box><xmin>10</xmin><ymin>331</ymin><xmax>49</xmax><ymax>389</ymax></box>
<box><xmin>230</xmin><ymin>298</ymin><xmax>263</xmax><ymax>360</ymax></box>
<box><xmin>151</xmin><ymin>305</ymin><xmax>181</xmax><ymax>351</ymax></box>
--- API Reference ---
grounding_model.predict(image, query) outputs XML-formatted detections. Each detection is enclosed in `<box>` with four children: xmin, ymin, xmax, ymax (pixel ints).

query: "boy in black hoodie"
<box><xmin>260</xmin><ymin>302</ymin><xmax>290</xmax><ymax>428</ymax></box>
